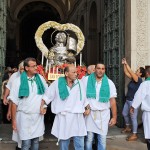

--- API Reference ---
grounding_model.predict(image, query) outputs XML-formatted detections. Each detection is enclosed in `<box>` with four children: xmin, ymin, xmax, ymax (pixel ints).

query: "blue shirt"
<box><xmin>126</xmin><ymin>77</ymin><xmax>142</xmax><ymax>101</ymax></box>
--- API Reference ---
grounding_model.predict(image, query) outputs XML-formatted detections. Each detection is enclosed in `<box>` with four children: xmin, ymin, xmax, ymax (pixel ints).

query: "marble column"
<box><xmin>126</xmin><ymin>0</ymin><xmax>150</xmax><ymax>71</ymax></box>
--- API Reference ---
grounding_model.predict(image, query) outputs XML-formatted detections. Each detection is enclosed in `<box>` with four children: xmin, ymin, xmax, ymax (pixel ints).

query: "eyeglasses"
<box><xmin>28</xmin><ymin>65</ymin><xmax>38</xmax><ymax>68</ymax></box>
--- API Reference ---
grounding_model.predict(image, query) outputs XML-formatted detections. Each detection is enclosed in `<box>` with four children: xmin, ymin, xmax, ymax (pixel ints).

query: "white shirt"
<box><xmin>6</xmin><ymin>71</ymin><xmax>20</xmax><ymax>90</ymax></box>
<box><xmin>43</xmin><ymin>79</ymin><xmax>89</xmax><ymax>114</ymax></box>
<box><xmin>82</xmin><ymin>76</ymin><xmax>117</xmax><ymax>135</ymax></box>
<box><xmin>9</xmin><ymin>74</ymin><xmax>48</xmax><ymax>140</ymax></box>
<box><xmin>42</xmin><ymin>79</ymin><xmax>88</xmax><ymax>139</ymax></box>
<box><xmin>132</xmin><ymin>80</ymin><xmax>150</xmax><ymax>139</ymax></box>
<box><xmin>132</xmin><ymin>80</ymin><xmax>150</xmax><ymax>111</ymax></box>
<box><xmin>10</xmin><ymin>75</ymin><xmax>48</xmax><ymax>113</ymax></box>
<box><xmin>82</xmin><ymin>76</ymin><xmax>117</xmax><ymax>110</ymax></box>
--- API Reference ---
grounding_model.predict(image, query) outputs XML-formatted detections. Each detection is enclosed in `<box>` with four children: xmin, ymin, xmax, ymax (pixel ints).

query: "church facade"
<box><xmin>0</xmin><ymin>0</ymin><xmax>150</xmax><ymax>127</ymax></box>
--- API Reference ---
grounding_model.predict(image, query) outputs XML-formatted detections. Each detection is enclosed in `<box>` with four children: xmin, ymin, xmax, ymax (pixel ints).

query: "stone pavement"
<box><xmin>0</xmin><ymin>124</ymin><xmax>147</xmax><ymax>150</ymax></box>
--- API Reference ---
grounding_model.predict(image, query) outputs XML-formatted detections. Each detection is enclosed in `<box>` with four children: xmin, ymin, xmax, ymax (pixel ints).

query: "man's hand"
<box><xmin>84</xmin><ymin>105</ymin><xmax>91</xmax><ymax>116</ymax></box>
<box><xmin>7</xmin><ymin>110</ymin><xmax>11</xmax><ymax>121</ymax></box>
<box><xmin>3</xmin><ymin>98</ymin><xmax>9</xmax><ymax>105</ymax></box>
<box><xmin>110</xmin><ymin>98</ymin><xmax>117</xmax><ymax>127</ymax></box>
<box><xmin>109</xmin><ymin>117</ymin><xmax>117</xmax><ymax>126</ymax></box>
<box><xmin>84</xmin><ymin>109</ymin><xmax>90</xmax><ymax>116</ymax></box>
<box><xmin>130</xmin><ymin>106</ymin><xmax>134</xmax><ymax>114</ymax></box>
<box><xmin>12</xmin><ymin>119</ymin><xmax>17</xmax><ymax>131</ymax></box>
<box><xmin>40</xmin><ymin>100</ymin><xmax>47</xmax><ymax>115</ymax></box>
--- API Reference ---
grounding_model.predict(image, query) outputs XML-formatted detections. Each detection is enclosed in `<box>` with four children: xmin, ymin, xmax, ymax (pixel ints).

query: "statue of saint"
<box><xmin>49</xmin><ymin>32</ymin><xmax>76</xmax><ymax>65</ymax></box>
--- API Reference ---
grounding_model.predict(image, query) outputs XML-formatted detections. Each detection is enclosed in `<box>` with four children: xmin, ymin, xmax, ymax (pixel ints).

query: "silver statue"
<box><xmin>49</xmin><ymin>32</ymin><xmax>77</xmax><ymax>65</ymax></box>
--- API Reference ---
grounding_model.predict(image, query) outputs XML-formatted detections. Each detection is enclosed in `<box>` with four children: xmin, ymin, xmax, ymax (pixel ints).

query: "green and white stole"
<box><xmin>86</xmin><ymin>73</ymin><xmax>110</xmax><ymax>103</ymax></box>
<box><xmin>58</xmin><ymin>77</ymin><xmax>82</xmax><ymax>101</ymax></box>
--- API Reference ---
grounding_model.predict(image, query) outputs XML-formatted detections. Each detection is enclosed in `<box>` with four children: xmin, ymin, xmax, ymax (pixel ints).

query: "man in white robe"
<box><xmin>131</xmin><ymin>67</ymin><xmax>150</xmax><ymax>150</ymax></box>
<box><xmin>41</xmin><ymin>65</ymin><xmax>90</xmax><ymax>150</ymax></box>
<box><xmin>2</xmin><ymin>61</ymin><xmax>24</xmax><ymax>150</ymax></box>
<box><xmin>82</xmin><ymin>63</ymin><xmax>117</xmax><ymax>150</ymax></box>
<box><xmin>9</xmin><ymin>57</ymin><xmax>48</xmax><ymax>150</ymax></box>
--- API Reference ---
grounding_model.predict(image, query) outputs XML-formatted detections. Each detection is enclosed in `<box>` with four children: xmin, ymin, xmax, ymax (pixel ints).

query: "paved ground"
<box><xmin>0</xmin><ymin>124</ymin><xmax>147</xmax><ymax>150</ymax></box>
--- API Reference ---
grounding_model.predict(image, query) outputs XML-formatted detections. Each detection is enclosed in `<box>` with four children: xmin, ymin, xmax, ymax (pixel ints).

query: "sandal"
<box><xmin>121</xmin><ymin>128</ymin><xmax>131</xmax><ymax>133</ymax></box>
<box><xmin>126</xmin><ymin>134</ymin><xmax>138</xmax><ymax>141</ymax></box>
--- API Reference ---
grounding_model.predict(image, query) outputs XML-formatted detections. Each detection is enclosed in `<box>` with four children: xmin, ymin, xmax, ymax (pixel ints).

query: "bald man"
<box><xmin>87</xmin><ymin>65</ymin><xmax>95</xmax><ymax>75</ymax></box>
<box><xmin>41</xmin><ymin>65</ymin><xmax>90</xmax><ymax>150</ymax></box>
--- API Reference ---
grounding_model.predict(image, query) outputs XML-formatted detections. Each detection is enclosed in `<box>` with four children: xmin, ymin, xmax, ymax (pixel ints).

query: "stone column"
<box><xmin>126</xmin><ymin>0</ymin><xmax>150</xmax><ymax>71</ymax></box>
<box><xmin>125</xmin><ymin>0</ymin><xmax>150</xmax><ymax>125</ymax></box>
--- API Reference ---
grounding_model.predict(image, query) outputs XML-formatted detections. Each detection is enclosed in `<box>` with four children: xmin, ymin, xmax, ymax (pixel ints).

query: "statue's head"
<box><xmin>55</xmin><ymin>32</ymin><xmax>67</xmax><ymax>44</ymax></box>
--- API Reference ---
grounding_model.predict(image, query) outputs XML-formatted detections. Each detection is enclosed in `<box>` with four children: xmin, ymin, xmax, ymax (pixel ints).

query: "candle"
<box><xmin>49</xmin><ymin>62</ymin><xmax>51</xmax><ymax>73</ymax></box>
<box><xmin>41</xmin><ymin>53</ymin><xmax>44</xmax><ymax>65</ymax></box>
<box><xmin>74</xmin><ymin>60</ymin><xmax>76</xmax><ymax>67</ymax></box>
<box><xmin>80</xmin><ymin>53</ymin><xmax>82</xmax><ymax>66</ymax></box>
<box><xmin>56</xmin><ymin>67</ymin><xmax>58</xmax><ymax>74</ymax></box>
<box><xmin>53</xmin><ymin>67</ymin><xmax>55</xmax><ymax>74</ymax></box>
<box><xmin>45</xmin><ymin>59</ymin><xmax>48</xmax><ymax>73</ymax></box>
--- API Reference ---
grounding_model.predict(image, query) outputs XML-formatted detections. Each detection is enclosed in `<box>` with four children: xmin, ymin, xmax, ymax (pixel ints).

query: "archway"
<box><xmin>6</xmin><ymin>1</ymin><xmax>61</xmax><ymax>66</ymax></box>
<box><xmin>88</xmin><ymin>2</ymin><xmax>98</xmax><ymax>65</ymax></box>
<box><xmin>19</xmin><ymin>2</ymin><xmax>60</xmax><ymax>61</ymax></box>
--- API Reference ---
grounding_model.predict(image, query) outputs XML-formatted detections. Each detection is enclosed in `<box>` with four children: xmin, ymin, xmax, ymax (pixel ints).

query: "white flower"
<box><xmin>35</xmin><ymin>21</ymin><xmax>85</xmax><ymax>58</ymax></box>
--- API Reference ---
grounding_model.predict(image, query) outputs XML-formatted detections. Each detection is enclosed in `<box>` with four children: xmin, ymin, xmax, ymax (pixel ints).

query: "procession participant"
<box><xmin>121</xmin><ymin>58</ymin><xmax>145</xmax><ymax>141</ymax></box>
<box><xmin>9</xmin><ymin>57</ymin><xmax>48</xmax><ymax>150</ymax></box>
<box><xmin>130</xmin><ymin>67</ymin><xmax>150</xmax><ymax>150</ymax></box>
<box><xmin>41</xmin><ymin>65</ymin><xmax>90</xmax><ymax>150</ymax></box>
<box><xmin>3</xmin><ymin>61</ymin><xmax>24</xmax><ymax>150</ymax></box>
<box><xmin>3</xmin><ymin>61</ymin><xmax>24</xmax><ymax>105</ymax></box>
<box><xmin>87</xmin><ymin>65</ymin><xmax>95</xmax><ymax>76</ymax></box>
<box><xmin>81</xmin><ymin>65</ymin><xmax>95</xmax><ymax>81</ymax></box>
<box><xmin>82</xmin><ymin>62</ymin><xmax>117</xmax><ymax>150</ymax></box>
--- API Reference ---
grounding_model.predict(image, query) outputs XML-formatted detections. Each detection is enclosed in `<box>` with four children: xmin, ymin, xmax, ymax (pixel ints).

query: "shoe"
<box><xmin>0</xmin><ymin>138</ymin><xmax>2</xmax><ymax>141</ymax></box>
<box><xmin>121</xmin><ymin>128</ymin><xmax>131</xmax><ymax>133</ymax></box>
<box><xmin>16</xmin><ymin>146</ymin><xmax>21</xmax><ymax>150</ymax></box>
<box><xmin>126</xmin><ymin>134</ymin><xmax>138</xmax><ymax>141</ymax></box>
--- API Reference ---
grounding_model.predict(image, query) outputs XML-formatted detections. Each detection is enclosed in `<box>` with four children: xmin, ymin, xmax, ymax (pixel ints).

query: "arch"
<box><xmin>6</xmin><ymin>1</ymin><xmax>62</xmax><ymax>65</ymax></box>
<box><xmin>89</xmin><ymin>1</ymin><xmax>97</xmax><ymax>31</ymax></box>
<box><xmin>12</xmin><ymin>0</ymin><xmax>65</xmax><ymax>21</ymax></box>
<box><xmin>88</xmin><ymin>1</ymin><xmax>98</xmax><ymax>64</ymax></box>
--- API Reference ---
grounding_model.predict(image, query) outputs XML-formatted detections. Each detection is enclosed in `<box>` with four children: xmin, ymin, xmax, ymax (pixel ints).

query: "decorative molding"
<box><xmin>136</xmin><ymin>52</ymin><xmax>148</xmax><ymax>67</ymax></box>
<box><xmin>136</xmin><ymin>0</ymin><xmax>148</xmax><ymax>67</ymax></box>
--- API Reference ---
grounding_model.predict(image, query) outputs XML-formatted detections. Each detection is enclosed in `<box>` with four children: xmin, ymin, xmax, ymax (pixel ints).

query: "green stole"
<box><xmin>58</xmin><ymin>77</ymin><xmax>82</xmax><ymax>101</ymax></box>
<box><xmin>146</xmin><ymin>77</ymin><xmax>150</xmax><ymax>81</ymax></box>
<box><xmin>19</xmin><ymin>71</ymin><xmax>45</xmax><ymax>98</ymax></box>
<box><xmin>86</xmin><ymin>73</ymin><xmax>110</xmax><ymax>103</ymax></box>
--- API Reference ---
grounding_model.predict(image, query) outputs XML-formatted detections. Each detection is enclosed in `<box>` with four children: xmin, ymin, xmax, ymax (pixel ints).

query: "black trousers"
<box><xmin>147</xmin><ymin>139</ymin><xmax>150</xmax><ymax>150</ymax></box>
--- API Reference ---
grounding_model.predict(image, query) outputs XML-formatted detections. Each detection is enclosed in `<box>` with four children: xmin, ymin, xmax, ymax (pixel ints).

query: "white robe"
<box><xmin>9</xmin><ymin>74</ymin><xmax>48</xmax><ymax>140</ymax></box>
<box><xmin>42</xmin><ymin>79</ymin><xmax>89</xmax><ymax>140</ymax></box>
<box><xmin>6</xmin><ymin>71</ymin><xmax>21</xmax><ymax>145</ymax></box>
<box><xmin>82</xmin><ymin>76</ymin><xmax>117</xmax><ymax>135</ymax></box>
<box><xmin>132</xmin><ymin>80</ymin><xmax>150</xmax><ymax>139</ymax></box>
<box><xmin>6</xmin><ymin>71</ymin><xmax>20</xmax><ymax>90</ymax></box>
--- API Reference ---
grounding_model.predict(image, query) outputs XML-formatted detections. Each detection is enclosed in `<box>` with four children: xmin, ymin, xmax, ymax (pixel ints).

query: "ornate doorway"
<box><xmin>103</xmin><ymin>0</ymin><xmax>125</xmax><ymax>127</ymax></box>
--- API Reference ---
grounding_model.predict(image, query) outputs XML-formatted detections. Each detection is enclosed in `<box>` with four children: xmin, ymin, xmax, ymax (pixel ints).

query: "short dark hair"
<box><xmin>95</xmin><ymin>62</ymin><xmax>105</xmax><ymax>68</ymax></box>
<box><xmin>139</xmin><ymin>67</ymin><xmax>145</xmax><ymax>77</ymax></box>
<box><xmin>146</xmin><ymin>67</ymin><xmax>150</xmax><ymax>75</ymax></box>
<box><xmin>24</xmin><ymin>57</ymin><xmax>36</xmax><ymax>70</ymax></box>
<box><xmin>64</xmin><ymin>66</ymin><xmax>69</xmax><ymax>74</ymax></box>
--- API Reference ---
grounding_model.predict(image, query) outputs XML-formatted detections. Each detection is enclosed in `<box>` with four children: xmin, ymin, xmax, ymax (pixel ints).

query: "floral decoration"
<box><xmin>38</xmin><ymin>64</ymin><xmax>87</xmax><ymax>80</ymax></box>
<box><xmin>35</xmin><ymin>21</ymin><xmax>85</xmax><ymax>59</ymax></box>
